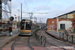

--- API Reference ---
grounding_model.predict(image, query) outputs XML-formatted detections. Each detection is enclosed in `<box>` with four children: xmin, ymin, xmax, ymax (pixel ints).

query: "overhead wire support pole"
<box><xmin>18</xmin><ymin>9</ymin><xmax>19</xmax><ymax>27</ymax></box>
<box><xmin>21</xmin><ymin>3</ymin><xmax>22</xmax><ymax>21</ymax></box>
<box><xmin>18</xmin><ymin>9</ymin><xmax>19</xmax><ymax>21</ymax></box>
<box><xmin>30</xmin><ymin>12</ymin><xmax>33</xmax><ymax>20</ymax></box>
<box><xmin>56</xmin><ymin>13</ymin><xmax>59</xmax><ymax>34</ymax></box>
<box><xmin>18</xmin><ymin>9</ymin><xmax>19</xmax><ymax>29</ymax></box>
<box><xmin>0</xmin><ymin>0</ymin><xmax>2</xmax><ymax>21</ymax></box>
<box><xmin>9</xmin><ymin>0</ymin><xmax>11</xmax><ymax>18</ymax></box>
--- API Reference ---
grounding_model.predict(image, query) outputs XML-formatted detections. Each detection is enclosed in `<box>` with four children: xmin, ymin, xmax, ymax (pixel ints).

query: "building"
<box><xmin>47</xmin><ymin>10</ymin><xmax>75</xmax><ymax>30</ymax></box>
<box><xmin>54</xmin><ymin>10</ymin><xmax>75</xmax><ymax>19</ymax></box>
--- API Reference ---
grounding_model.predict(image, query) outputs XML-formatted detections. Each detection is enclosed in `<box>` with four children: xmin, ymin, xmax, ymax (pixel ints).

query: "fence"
<box><xmin>59</xmin><ymin>31</ymin><xmax>75</xmax><ymax>44</ymax></box>
<box><xmin>35</xmin><ymin>33</ymin><xmax>46</xmax><ymax>47</ymax></box>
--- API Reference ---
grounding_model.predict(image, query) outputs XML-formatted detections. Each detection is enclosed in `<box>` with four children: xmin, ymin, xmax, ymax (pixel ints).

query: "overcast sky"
<box><xmin>11</xmin><ymin>0</ymin><xmax>75</xmax><ymax>23</ymax></box>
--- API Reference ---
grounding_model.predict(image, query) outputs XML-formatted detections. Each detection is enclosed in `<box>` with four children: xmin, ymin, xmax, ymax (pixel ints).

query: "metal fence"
<box><xmin>35</xmin><ymin>32</ymin><xmax>46</xmax><ymax>47</ymax></box>
<box><xmin>59</xmin><ymin>31</ymin><xmax>75</xmax><ymax>44</ymax></box>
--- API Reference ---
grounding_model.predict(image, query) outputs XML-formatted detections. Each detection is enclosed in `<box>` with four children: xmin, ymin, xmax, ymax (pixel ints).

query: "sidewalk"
<box><xmin>0</xmin><ymin>29</ymin><xmax>19</xmax><ymax>48</ymax></box>
<box><xmin>46</xmin><ymin>30</ymin><xmax>75</xmax><ymax>44</ymax></box>
<box><xmin>46</xmin><ymin>30</ymin><xmax>64</xmax><ymax>40</ymax></box>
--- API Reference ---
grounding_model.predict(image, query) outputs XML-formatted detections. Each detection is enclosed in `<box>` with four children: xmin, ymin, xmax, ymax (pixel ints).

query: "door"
<box><xmin>60</xmin><ymin>24</ymin><xmax>65</xmax><ymax>30</ymax></box>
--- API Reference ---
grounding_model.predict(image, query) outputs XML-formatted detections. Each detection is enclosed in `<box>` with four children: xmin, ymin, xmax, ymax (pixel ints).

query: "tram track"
<box><xmin>11</xmin><ymin>36</ymin><xmax>34</xmax><ymax>50</ymax></box>
<box><xmin>38</xmin><ymin>29</ymin><xmax>74</xmax><ymax>50</ymax></box>
<box><xmin>46</xmin><ymin>40</ymin><xmax>66</xmax><ymax>50</ymax></box>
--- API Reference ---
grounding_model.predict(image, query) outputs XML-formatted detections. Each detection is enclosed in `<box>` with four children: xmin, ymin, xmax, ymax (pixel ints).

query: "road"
<box><xmin>37</xmin><ymin>29</ymin><xmax>75</xmax><ymax>50</ymax></box>
<box><xmin>2</xmin><ymin>29</ymin><xmax>75</xmax><ymax>50</ymax></box>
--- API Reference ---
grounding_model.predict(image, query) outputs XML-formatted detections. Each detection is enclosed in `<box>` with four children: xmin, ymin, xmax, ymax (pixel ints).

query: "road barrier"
<box><xmin>35</xmin><ymin>30</ymin><xmax>46</xmax><ymax>47</ymax></box>
<box><xmin>41</xmin><ymin>36</ymin><xmax>46</xmax><ymax>46</ymax></box>
<box><xmin>59</xmin><ymin>31</ymin><xmax>75</xmax><ymax>44</ymax></box>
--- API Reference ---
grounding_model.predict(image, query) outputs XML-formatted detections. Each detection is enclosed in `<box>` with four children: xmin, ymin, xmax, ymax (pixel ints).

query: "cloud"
<box><xmin>11</xmin><ymin>0</ymin><xmax>19</xmax><ymax>9</ymax></box>
<box><xmin>63</xmin><ymin>4</ymin><xmax>75</xmax><ymax>13</ymax></box>
<box><xmin>10</xmin><ymin>0</ymin><xmax>75</xmax><ymax>23</ymax></box>
<box><xmin>34</xmin><ymin>5</ymin><xmax>51</xmax><ymax>11</ymax></box>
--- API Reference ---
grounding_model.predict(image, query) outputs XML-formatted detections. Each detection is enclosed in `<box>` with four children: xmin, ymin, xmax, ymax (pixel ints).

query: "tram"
<box><xmin>19</xmin><ymin>19</ymin><xmax>33</xmax><ymax>35</ymax></box>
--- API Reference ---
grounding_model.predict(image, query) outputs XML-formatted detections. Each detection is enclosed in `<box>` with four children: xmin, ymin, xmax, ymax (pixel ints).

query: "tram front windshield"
<box><xmin>21</xmin><ymin>22</ymin><xmax>31</xmax><ymax>30</ymax></box>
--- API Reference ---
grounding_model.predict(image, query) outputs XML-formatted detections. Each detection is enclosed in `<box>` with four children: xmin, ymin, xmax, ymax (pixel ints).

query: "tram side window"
<box><xmin>26</xmin><ymin>22</ymin><xmax>31</xmax><ymax>30</ymax></box>
<box><xmin>21</xmin><ymin>24</ymin><xmax>24</xmax><ymax>30</ymax></box>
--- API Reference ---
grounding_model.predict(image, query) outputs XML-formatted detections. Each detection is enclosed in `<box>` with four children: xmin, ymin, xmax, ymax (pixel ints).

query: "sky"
<box><xmin>11</xmin><ymin>0</ymin><xmax>75</xmax><ymax>23</ymax></box>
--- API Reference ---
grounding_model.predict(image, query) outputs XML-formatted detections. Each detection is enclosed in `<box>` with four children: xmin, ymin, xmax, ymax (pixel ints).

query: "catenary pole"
<box><xmin>21</xmin><ymin>3</ymin><xmax>22</xmax><ymax>21</ymax></box>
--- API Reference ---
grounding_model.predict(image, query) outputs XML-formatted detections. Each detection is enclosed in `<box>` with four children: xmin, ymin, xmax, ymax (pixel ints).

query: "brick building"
<box><xmin>47</xmin><ymin>10</ymin><xmax>75</xmax><ymax>30</ymax></box>
<box><xmin>47</xmin><ymin>18</ymin><xmax>73</xmax><ymax>30</ymax></box>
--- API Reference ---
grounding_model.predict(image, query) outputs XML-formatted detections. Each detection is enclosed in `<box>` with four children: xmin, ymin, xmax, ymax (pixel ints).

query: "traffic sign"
<box><xmin>9</xmin><ymin>17</ymin><xmax>14</xmax><ymax>21</ymax></box>
<box><xmin>15</xmin><ymin>17</ymin><xmax>17</xmax><ymax>19</ymax></box>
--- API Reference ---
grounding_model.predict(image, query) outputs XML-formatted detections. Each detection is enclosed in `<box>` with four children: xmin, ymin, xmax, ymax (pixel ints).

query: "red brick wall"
<box><xmin>47</xmin><ymin>18</ymin><xmax>57</xmax><ymax>30</ymax></box>
<box><xmin>47</xmin><ymin>18</ymin><xmax>73</xmax><ymax>30</ymax></box>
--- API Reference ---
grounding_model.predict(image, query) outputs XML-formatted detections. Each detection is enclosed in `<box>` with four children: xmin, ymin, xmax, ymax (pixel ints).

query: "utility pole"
<box><xmin>57</xmin><ymin>17</ymin><xmax>58</xmax><ymax>34</ymax></box>
<box><xmin>30</xmin><ymin>12</ymin><xmax>33</xmax><ymax>20</ymax></box>
<box><xmin>21</xmin><ymin>3</ymin><xmax>22</xmax><ymax>21</ymax></box>
<box><xmin>0</xmin><ymin>0</ymin><xmax>2</xmax><ymax>21</ymax></box>
<box><xmin>35</xmin><ymin>17</ymin><xmax>37</xmax><ymax>24</ymax></box>
<box><xmin>40</xmin><ymin>18</ymin><xmax>42</xmax><ymax>28</ymax></box>
<box><xmin>18</xmin><ymin>9</ymin><xmax>19</xmax><ymax>21</ymax></box>
<box><xmin>18</xmin><ymin>9</ymin><xmax>19</xmax><ymax>28</ymax></box>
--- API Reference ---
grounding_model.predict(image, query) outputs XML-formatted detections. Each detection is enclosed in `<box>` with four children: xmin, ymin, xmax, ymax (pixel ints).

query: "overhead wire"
<box><xmin>39</xmin><ymin>0</ymin><xmax>50</xmax><ymax>23</ymax></box>
<box><xmin>44</xmin><ymin>0</ymin><xmax>50</xmax><ymax>10</ymax></box>
<box><xmin>24</xmin><ymin>0</ymin><xmax>29</xmax><ymax>10</ymax></box>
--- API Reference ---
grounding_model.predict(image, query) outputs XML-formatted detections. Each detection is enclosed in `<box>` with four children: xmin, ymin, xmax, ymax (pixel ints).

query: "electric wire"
<box><xmin>24</xmin><ymin>0</ymin><xmax>29</xmax><ymax>11</ymax></box>
<box><xmin>44</xmin><ymin>0</ymin><xmax>50</xmax><ymax>10</ymax></box>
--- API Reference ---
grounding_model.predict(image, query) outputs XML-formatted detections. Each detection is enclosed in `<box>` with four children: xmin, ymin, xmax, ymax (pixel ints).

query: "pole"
<box><xmin>0</xmin><ymin>0</ymin><xmax>2</xmax><ymax>20</ymax></box>
<box><xmin>36</xmin><ymin>17</ymin><xmax>37</xmax><ymax>24</ymax></box>
<box><xmin>40</xmin><ymin>18</ymin><xmax>41</xmax><ymax>28</ymax></box>
<box><xmin>18</xmin><ymin>9</ymin><xmax>19</xmax><ymax>29</ymax></box>
<box><xmin>21</xmin><ymin>3</ymin><xmax>22</xmax><ymax>21</ymax></box>
<box><xmin>30</xmin><ymin>12</ymin><xmax>33</xmax><ymax>21</ymax></box>
<box><xmin>57</xmin><ymin>17</ymin><xmax>58</xmax><ymax>34</ymax></box>
<box><xmin>18</xmin><ymin>9</ymin><xmax>19</xmax><ymax>21</ymax></box>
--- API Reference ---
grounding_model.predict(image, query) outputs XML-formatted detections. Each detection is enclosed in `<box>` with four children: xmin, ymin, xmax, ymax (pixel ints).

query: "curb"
<box><xmin>2</xmin><ymin>35</ymin><xmax>19</xmax><ymax>48</ymax></box>
<box><xmin>45</xmin><ymin>31</ymin><xmax>75</xmax><ymax>44</ymax></box>
<box><xmin>45</xmin><ymin>31</ymin><xmax>67</xmax><ymax>41</ymax></box>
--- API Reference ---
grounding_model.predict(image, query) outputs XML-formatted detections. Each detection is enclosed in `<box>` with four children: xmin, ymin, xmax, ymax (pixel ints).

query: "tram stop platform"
<box><xmin>0</xmin><ymin>29</ymin><xmax>19</xmax><ymax>49</ymax></box>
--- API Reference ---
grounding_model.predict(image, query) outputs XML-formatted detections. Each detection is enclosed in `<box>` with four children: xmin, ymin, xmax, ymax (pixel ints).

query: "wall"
<box><xmin>67</xmin><ymin>14</ymin><xmax>74</xmax><ymax>18</ymax></box>
<box><xmin>47</xmin><ymin>18</ymin><xmax>73</xmax><ymax>30</ymax></box>
<box><xmin>59</xmin><ymin>15</ymin><xmax>67</xmax><ymax>19</ymax></box>
<box><xmin>58</xmin><ymin>21</ymin><xmax>72</xmax><ymax>30</ymax></box>
<box><xmin>58</xmin><ymin>14</ymin><xmax>74</xmax><ymax>19</ymax></box>
<box><xmin>47</xmin><ymin>18</ymin><xmax>57</xmax><ymax>30</ymax></box>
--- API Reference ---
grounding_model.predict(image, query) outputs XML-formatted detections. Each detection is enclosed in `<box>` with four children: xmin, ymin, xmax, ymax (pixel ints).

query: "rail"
<box><xmin>59</xmin><ymin>31</ymin><xmax>75</xmax><ymax>44</ymax></box>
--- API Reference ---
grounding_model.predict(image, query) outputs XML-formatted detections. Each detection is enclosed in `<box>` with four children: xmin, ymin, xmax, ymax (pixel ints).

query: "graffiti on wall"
<box><xmin>48</xmin><ymin>24</ymin><xmax>56</xmax><ymax>30</ymax></box>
